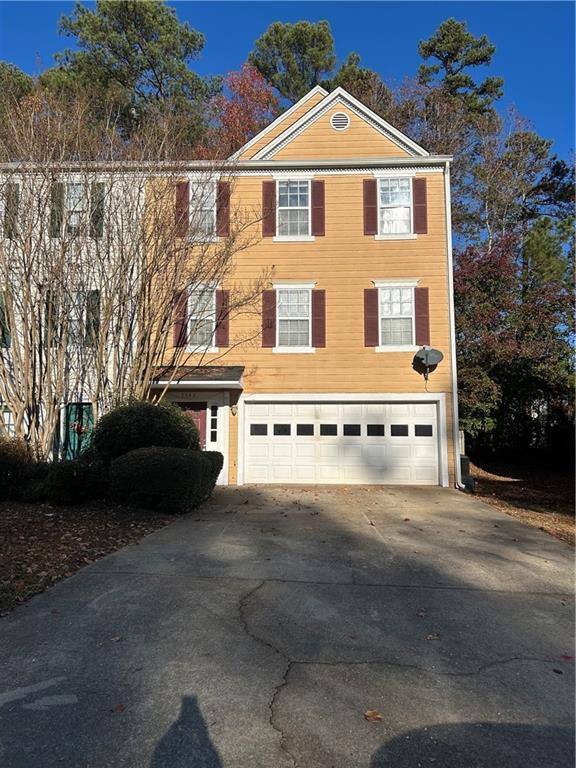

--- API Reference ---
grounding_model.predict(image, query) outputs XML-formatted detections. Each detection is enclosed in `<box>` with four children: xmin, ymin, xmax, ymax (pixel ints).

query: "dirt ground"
<box><xmin>0</xmin><ymin>501</ymin><xmax>175</xmax><ymax>614</ymax></box>
<box><xmin>471</xmin><ymin>458</ymin><xmax>574</xmax><ymax>547</ymax></box>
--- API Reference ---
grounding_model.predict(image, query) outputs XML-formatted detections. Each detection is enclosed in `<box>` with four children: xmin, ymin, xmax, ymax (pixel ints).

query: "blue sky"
<box><xmin>0</xmin><ymin>1</ymin><xmax>574</xmax><ymax>158</ymax></box>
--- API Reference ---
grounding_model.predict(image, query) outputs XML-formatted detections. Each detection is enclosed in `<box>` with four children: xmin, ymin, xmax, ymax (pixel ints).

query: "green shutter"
<box><xmin>49</xmin><ymin>182</ymin><xmax>64</xmax><ymax>238</ymax></box>
<box><xmin>90</xmin><ymin>182</ymin><xmax>105</xmax><ymax>238</ymax></box>
<box><xmin>4</xmin><ymin>183</ymin><xmax>19</xmax><ymax>240</ymax></box>
<box><xmin>85</xmin><ymin>289</ymin><xmax>100</xmax><ymax>346</ymax></box>
<box><xmin>0</xmin><ymin>292</ymin><xmax>11</xmax><ymax>348</ymax></box>
<box><xmin>63</xmin><ymin>402</ymin><xmax>94</xmax><ymax>459</ymax></box>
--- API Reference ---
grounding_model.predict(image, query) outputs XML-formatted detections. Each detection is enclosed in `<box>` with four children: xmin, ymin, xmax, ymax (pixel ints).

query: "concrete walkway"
<box><xmin>0</xmin><ymin>486</ymin><xmax>573</xmax><ymax>767</ymax></box>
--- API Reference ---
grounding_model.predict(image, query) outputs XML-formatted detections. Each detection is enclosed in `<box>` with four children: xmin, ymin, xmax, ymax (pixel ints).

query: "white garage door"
<box><xmin>244</xmin><ymin>401</ymin><xmax>439</xmax><ymax>485</ymax></box>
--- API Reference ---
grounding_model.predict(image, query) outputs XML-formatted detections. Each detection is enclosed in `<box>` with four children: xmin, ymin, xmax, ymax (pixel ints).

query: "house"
<box><xmin>152</xmin><ymin>86</ymin><xmax>460</xmax><ymax>487</ymax></box>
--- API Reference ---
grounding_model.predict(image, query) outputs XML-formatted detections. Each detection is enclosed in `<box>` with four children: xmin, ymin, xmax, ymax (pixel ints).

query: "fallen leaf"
<box><xmin>416</xmin><ymin>609</ymin><xmax>427</xmax><ymax>618</ymax></box>
<box><xmin>364</xmin><ymin>709</ymin><xmax>383</xmax><ymax>722</ymax></box>
<box><xmin>403</xmin><ymin>518</ymin><xmax>411</xmax><ymax>522</ymax></box>
<box><xmin>110</xmin><ymin>636</ymin><xmax>122</xmax><ymax>643</ymax></box>
<box><xmin>552</xmin><ymin>669</ymin><xmax>563</xmax><ymax>675</ymax></box>
<box><xmin>426</xmin><ymin>633</ymin><xmax>440</xmax><ymax>641</ymax></box>
<box><xmin>113</xmin><ymin>703</ymin><xmax>125</xmax><ymax>713</ymax></box>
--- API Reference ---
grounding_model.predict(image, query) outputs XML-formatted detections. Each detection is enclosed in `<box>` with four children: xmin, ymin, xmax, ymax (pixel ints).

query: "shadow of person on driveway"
<box><xmin>150</xmin><ymin>695</ymin><xmax>222</xmax><ymax>768</ymax></box>
<box><xmin>370</xmin><ymin>721</ymin><xmax>574</xmax><ymax>768</ymax></box>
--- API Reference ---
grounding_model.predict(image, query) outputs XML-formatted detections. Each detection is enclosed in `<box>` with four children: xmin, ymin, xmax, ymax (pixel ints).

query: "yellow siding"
<box><xmin>163</xmin><ymin>170</ymin><xmax>455</xmax><ymax>484</ymax></box>
<box><xmin>239</xmin><ymin>90</ymin><xmax>327</xmax><ymax>160</ymax></box>
<box><xmin>272</xmin><ymin>109</ymin><xmax>412</xmax><ymax>160</ymax></box>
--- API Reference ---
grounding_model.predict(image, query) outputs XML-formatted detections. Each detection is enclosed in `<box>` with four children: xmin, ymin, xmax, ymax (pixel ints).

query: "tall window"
<box><xmin>66</xmin><ymin>182</ymin><xmax>86</xmax><ymax>236</ymax></box>
<box><xmin>379</xmin><ymin>286</ymin><xmax>414</xmax><ymax>346</ymax></box>
<box><xmin>189</xmin><ymin>181</ymin><xmax>216</xmax><ymax>239</ymax></box>
<box><xmin>277</xmin><ymin>180</ymin><xmax>310</xmax><ymax>237</ymax></box>
<box><xmin>188</xmin><ymin>286</ymin><xmax>215</xmax><ymax>348</ymax></box>
<box><xmin>379</xmin><ymin>178</ymin><xmax>412</xmax><ymax>235</ymax></box>
<box><xmin>66</xmin><ymin>290</ymin><xmax>100</xmax><ymax>346</ymax></box>
<box><xmin>277</xmin><ymin>288</ymin><xmax>311</xmax><ymax>347</ymax></box>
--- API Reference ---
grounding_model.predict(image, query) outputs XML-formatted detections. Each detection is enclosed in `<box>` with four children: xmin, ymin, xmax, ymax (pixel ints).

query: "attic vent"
<box><xmin>330</xmin><ymin>112</ymin><xmax>350</xmax><ymax>131</ymax></box>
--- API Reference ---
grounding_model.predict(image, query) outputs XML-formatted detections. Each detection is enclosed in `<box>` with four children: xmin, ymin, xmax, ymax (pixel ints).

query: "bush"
<box><xmin>109</xmin><ymin>447</ymin><xmax>223</xmax><ymax>513</ymax></box>
<box><xmin>204</xmin><ymin>451</ymin><xmax>224</xmax><ymax>490</ymax></box>
<box><xmin>45</xmin><ymin>459</ymin><xmax>108</xmax><ymax>506</ymax></box>
<box><xmin>92</xmin><ymin>400</ymin><xmax>200</xmax><ymax>463</ymax></box>
<box><xmin>0</xmin><ymin>436</ymin><xmax>34</xmax><ymax>500</ymax></box>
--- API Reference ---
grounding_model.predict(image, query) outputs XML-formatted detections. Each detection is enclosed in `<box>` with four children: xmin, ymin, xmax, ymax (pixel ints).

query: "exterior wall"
<box><xmin>271</xmin><ymin>110</ymin><xmax>412</xmax><ymax>160</ymax></box>
<box><xmin>238</xmin><ymin>90</ymin><xmax>326</xmax><ymax>160</ymax></box>
<box><xmin>165</xmin><ymin>168</ymin><xmax>455</xmax><ymax>485</ymax></box>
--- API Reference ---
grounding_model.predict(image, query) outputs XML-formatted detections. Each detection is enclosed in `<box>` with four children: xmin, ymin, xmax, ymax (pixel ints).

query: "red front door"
<box><xmin>177</xmin><ymin>402</ymin><xmax>207</xmax><ymax>449</ymax></box>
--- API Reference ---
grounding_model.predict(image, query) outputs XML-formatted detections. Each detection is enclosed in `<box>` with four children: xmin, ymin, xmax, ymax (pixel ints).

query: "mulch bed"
<box><xmin>471</xmin><ymin>460</ymin><xmax>575</xmax><ymax>547</ymax></box>
<box><xmin>0</xmin><ymin>501</ymin><xmax>177</xmax><ymax>615</ymax></box>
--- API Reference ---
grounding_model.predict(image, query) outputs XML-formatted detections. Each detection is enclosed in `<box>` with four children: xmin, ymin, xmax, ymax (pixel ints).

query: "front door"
<box><xmin>178</xmin><ymin>402</ymin><xmax>207</xmax><ymax>449</ymax></box>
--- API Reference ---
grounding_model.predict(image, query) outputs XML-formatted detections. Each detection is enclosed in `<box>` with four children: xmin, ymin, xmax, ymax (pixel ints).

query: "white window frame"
<box><xmin>65</xmin><ymin>181</ymin><xmax>87</xmax><ymax>237</ymax></box>
<box><xmin>188</xmin><ymin>178</ymin><xmax>217</xmax><ymax>242</ymax></box>
<box><xmin>273</xmin><ymin>281</ymin><xmax>316</xmax><ymax>353</ymax></box>
<box><xmin>374</xmin><ymin>173</ymin><xmax>417</xmax><ymax>241</ymax></box>
<box><xmin>374</xmin><ymin>279</ymin><xmax>419</xmax><ymax>352</ymax></box>
<box><xmin>186</xmin><ymin>283</ymin><xmax>219</xmax><ymax>353</ymax></box>
<box><xmin>273</xmin><ymin>178</ymin><xmax>315</xmax><ymax>242</ymax></box>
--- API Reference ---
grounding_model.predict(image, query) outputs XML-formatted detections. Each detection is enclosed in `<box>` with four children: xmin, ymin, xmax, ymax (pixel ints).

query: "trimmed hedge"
<box><xmin>0</xmin><ymin>437</ymin><xmax>35</xmax><ymax>500</ymax></box>
<box><xmin>44</xmin><ymin>459</ymin><xmax>108</xmax><ymax>506</ymax></box>
<box><xmin>109</xmin><ymin>446</ymin><xmax>223</xmax><ymax>513</ymax></box>
<box><xmin>92</xmin><ymin>400</ymin><xmax>199</xmax><ymax>463</ymax></box>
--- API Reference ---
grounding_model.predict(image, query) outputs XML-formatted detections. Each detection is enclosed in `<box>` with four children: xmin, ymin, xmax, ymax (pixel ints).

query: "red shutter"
<box><xmin>262</xmin><ymin>290</ymin><xmax>276</xmax><ymax>347</ymax></box>
<box><xmin>311</xmin><ymin>289</ymin><xmax>326</xmax><ymax>347</ymax></box>
<box><xmin>262</xmin><ymin>181</ymin><xmax>276</xmax><ymax>237</ymax></box>
<box><xmin>414</xmin><ymin>287</ymin><xmax>430</xmax><ymax>345</ymax></box>
<box><xmin>216</xmin><ymin>181</ymin><xmax>230</xmax><ymax>237</ymax></box>
<box><xmin>215</xmin><ymin>289</ymin><xmax>230</xmax><ymax>347</ymax></box>
<box><xmin>175</xmin><ymin>182</ymin><xmax>189</xmax><ymax>237</ymax></box>
<box><xmin>173</xmin><ymin>290</ymin><xmax>188</xmax><ymax>348</ymax></box>
<box><xmin>364</xmin><ymin>288</ymin><xmax>379</xmax><ymax>347</ymax></box>
<box><xmin>412</xmin><ymin>178</ymin><xmax>428</xmax><ymax>234</ymax></box>
<box><xmin>311</xmin><ymin>180</ymin><xmax>325</xmax><ymax>236</ymax></box>
<box><xmin>363</xmin><ymin>179</ymin><xmax>378</xmax><ymax>236</ymax></box>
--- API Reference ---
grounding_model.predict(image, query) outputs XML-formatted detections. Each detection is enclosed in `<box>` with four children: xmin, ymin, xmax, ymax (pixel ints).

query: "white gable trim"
<box><xmin>229</xmin><ymin>85</ymin><xmax>329</xmax><ymax>160</ymax></box>
<box><xmin>252</xmin><ymin>86</ymin><xmax>429</xmax><ymax>160</ymax></box>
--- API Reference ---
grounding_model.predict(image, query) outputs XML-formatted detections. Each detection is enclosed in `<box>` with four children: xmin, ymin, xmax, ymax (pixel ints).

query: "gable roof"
<box><xmin>237</xmin><ymin>86</ymin><xmax>428</xmax><ymax>162</ymax></box>
<box><xmin>230</xmin><ymin>85</ymin><xmax>328</xmax><ymax>161</ymax></box>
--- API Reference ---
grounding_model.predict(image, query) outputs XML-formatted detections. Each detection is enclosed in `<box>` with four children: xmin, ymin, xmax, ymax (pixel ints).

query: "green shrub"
<box><xmin>92</xmin><ymin>400</ymin><xmax>200</xmax><ymax>463</ymax></box>
<box><xmin>0</xmin><ymin>436</ymin><xmax>34</xmax><ymax>500</ymax></box>
<box><xmin>109</xmin><ymin>447</ymin><xmax>222</xmax><ymax>513</ymax></box>
<box><xmin>203</xmin><ymin>451</ymin><xmax>224</xmax><ymax>490</ymax></box>
<box><xmin>45</xmin><ymin>459</ymin><xmax>108</xmax><ymax>506</ymax></box>
<box><xmin>14</xmin><ymin>462</ymin><xmax>51</xmax><ymax>503</ymax></box>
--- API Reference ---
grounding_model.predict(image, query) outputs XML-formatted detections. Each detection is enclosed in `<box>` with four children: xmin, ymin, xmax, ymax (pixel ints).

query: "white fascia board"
<box><xmin>228</xmin><ymin>85</ymin><xmax>329</xmax><ymax>161</ymax></box>
<box><xmin>242</xmin><ymin>392</ymin><xmax>447</xmax><ymax>403</ymax></box>
<box><xmin>150</xmin><ymin>380</ymin><xmax>243</xmax><ymax>390</ymax></box>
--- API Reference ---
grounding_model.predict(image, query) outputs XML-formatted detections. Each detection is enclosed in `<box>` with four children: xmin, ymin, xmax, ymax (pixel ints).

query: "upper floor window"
<box><xmin>277</xmin><ymin>287</ymin><xmax>311</xmax><ymax>348</ymax></box>
<box><xmin>277</xmin><ymin>180</ymin><xmax>310</xmax><ymax>237</ymax></box>
<box><xmin>188</xmin><ymin>285</ymin><xmax>216</xmax><ymax>349</ymax></box>
<box><xmin>379</xmin><ymin>285</ymin><xmax>414</xmax><ymax>346</ymax></box>
<box><xmin>189</xmin><ymin>181</ymin><xmax>217</xmax><ymax>240</ymax></box>
<box><xmin>66</xmin><ymin>183</ymin><xmax>86</xmax><ymax>236</ymax></box>
<box><xmin>379</xmin><ymin>178</ymin><xmax>412</xmax><ymax>235</ymax></box>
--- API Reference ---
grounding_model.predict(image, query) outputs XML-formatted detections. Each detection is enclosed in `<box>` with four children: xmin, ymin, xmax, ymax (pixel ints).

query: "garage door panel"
<box><xmin>244</xmin><ymin>400</ymin><xmax>439</xmax><ymax>485</ymax></box>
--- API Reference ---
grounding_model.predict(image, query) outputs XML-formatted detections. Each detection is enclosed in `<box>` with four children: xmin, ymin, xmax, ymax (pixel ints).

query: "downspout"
<box><xmin>444</xmin><ymin>160</ymin><xmax>464</xmax><ymax>489</ymax></box>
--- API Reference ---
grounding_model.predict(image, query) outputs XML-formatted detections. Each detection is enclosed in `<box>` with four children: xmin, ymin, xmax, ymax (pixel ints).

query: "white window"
<box><xmin>189</xmin><ymin>181</ymin><xmax>216</xmax><ymax>240</ymax></box>
<box><xmin>1</xmin><ymin>404</ymin><xmax>15</xmax><ymax>437</ymax></box>
<box><xmin>65</xmin><ymin>290</ymin><xmax>100</xmax><ymax>346</ymax></box>
<box><xmin>277</xmin><ymin>288</ymin><xmax>311</xmax><ymax>347</ymax></box>
<box><xmin>188</xmin><ymin>285</ymin><xmax>216</xmax><ymax>349</ymax></box>
<box><xmin>66</xmin><ymin>182</ymin><xmax>86</xmax><ymax>236</ymax></box>
<box><xmin>277</xmin><ymin>180</ymin><xmax>310</xmax><ymax>237</ymax></box>
<box><xmin>379</xmin><ymin>178</ymin><xmax>412</xmax><ymax>235</ymax></box>
<box><xmin>379</xmin><ymin>285</ymin><xmax>414</xmax><ymax>346</ymax></box>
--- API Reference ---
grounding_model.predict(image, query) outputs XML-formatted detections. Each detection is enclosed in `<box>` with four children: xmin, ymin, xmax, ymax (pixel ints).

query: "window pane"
<box><xmin>190</xmin><ymin>182</ymin><xmax>216</xmax><ymax>237</ymax></box>
<box><xmin>320</xmin><ymin>424</ymin><xmax>337</xmax><ymax>436</ymax></box>
<box><xmin>189</xmin><ymin>288</ymin><xmax>214</xmax><ymax>346</ymax></box>
<box><xmin>380</xmin><ymin>206</ymin><xmax>411</xmax><ymax>234</ymax></box>
<box><xmin>343</xmin><ymin>424</ymin><xmax>361</xmax><ymax>436</ymax></box>
<box><xmin>278</xmin><ymin>319</ymin><xmax>309</xmax><ymax>347</ymax></box>
<box><xmin>380</xmin><ymin>178</ymin><xmax>410</xmax><ymax>206</ymax></box>
<box><xmin>278</xmin><ymin>289</ymin><xmax>309</xmax><ymax>318</ymax></box>
<box><xmin>390</xmin><ymin>424</ymin><xmax>409</xmax><ymax>436</ymax></box>
<box><xmin>415</xmin><ymin>424</ymin><xmax>433</xmax><ymax>437</ymax></box>
<box><xmin>297</xmin><ymin>424</ymin><xmax>314</xmax><ymax>436</ymax></box>
<box><xmin>273</xmin><ymin>424</ymin><xmax>291</xmax><ymax>436</ymax></box>
<box><xmin>381</xmin><ymin>317</ymin><xmax>413</xmax><ymax>346</ymax></box>
<box><xmin>250</xmin><ymin>424</ymin><xmax>267</xmax><ymax>436</ymax></box>
<box><xmin>367</xmin><ymin>424</ymin><xmax>385</xmax><ymax>436</ymax></box>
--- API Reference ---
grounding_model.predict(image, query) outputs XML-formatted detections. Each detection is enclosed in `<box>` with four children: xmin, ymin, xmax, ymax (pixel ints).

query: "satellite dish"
<box><xmin>412</xmin><ymin>346</ymin><xmax>444</xmax><ymax>380</ymax></box>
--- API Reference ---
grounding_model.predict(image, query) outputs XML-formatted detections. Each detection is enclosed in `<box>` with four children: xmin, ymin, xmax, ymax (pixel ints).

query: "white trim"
<box><xmin>372</xmin><ymin>169</ymin><xmax>416</xmax><ymax>178</ymax></box>
<box><xmin>273</xmin><ymin>236</ymin><xmax>315</xmax><ymax>243</ymax></box>
<box><xmin>150</xmin><ymin>380</ymin><xmax>243</xmax><ymax>390</ymax></box>
<box><xmin>252</xmin><ymin>87</ymin><xmax>429</xmax><ymax>161</ymax></box>
<box><xmin>186</xmin><ymin>284</ymin><xmax>218</xmax><ymax>353</ymax></box>
<box><xmin>444</xmin><ymin>161</ymin><xmax>462</xmax><ymax>488</ymax></box>
<box><xmin>330</xmin><ymin>111</ymin><xmax>350</xmax><ymax>131</ymax></box>
<box><xmin>271</xmin><ymin>173</ymin><xmax>315</xmax><ymax>181</ymax></box>
<box><xmin>275</xmin><ymin>285</ymin><xmax>313</xmax><ymax>350</ymax></box>
<box><xmin>219</xmin><ymin>393</ymin><xmax>230</xmax><ymax>485</ymax></box>
<box><xmin>375</xmin><ymin>234</ymin><xmax>417</xmax><ymax>241</ymax></box>
<box><xmin>372</xmin><ymin>279</ymin><xmax>419</xmax><ymax>287</ymax></box>
<box><xmin>375</xmin><ymin>345</ymin><xmax>419</xmax><ymax>353</ymax></box>
<box><xmin>272</xmin><ymin>281</ymin><xmax>317</xmax><ymax>289</ymax></box>
<box><xmin>229</xmin><ymin>85</ymin><xmax>329</xmax><ymax>160</ymax></box>
<box><xmin>272</xmin><ymin>347</ymin><xmax>316</xmax><ymax>354</ymax></box>
<box><xmin>238</xmin><ymin>392</ymin><xmax>449</xmax><ymax>487</ymax></box>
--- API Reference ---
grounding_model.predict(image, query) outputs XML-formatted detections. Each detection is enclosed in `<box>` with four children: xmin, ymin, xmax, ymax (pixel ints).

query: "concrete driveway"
<box><xmin>0</xmin><ymin>486</ymin><xmax>573</xmax><ymax>767</ymax></box>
